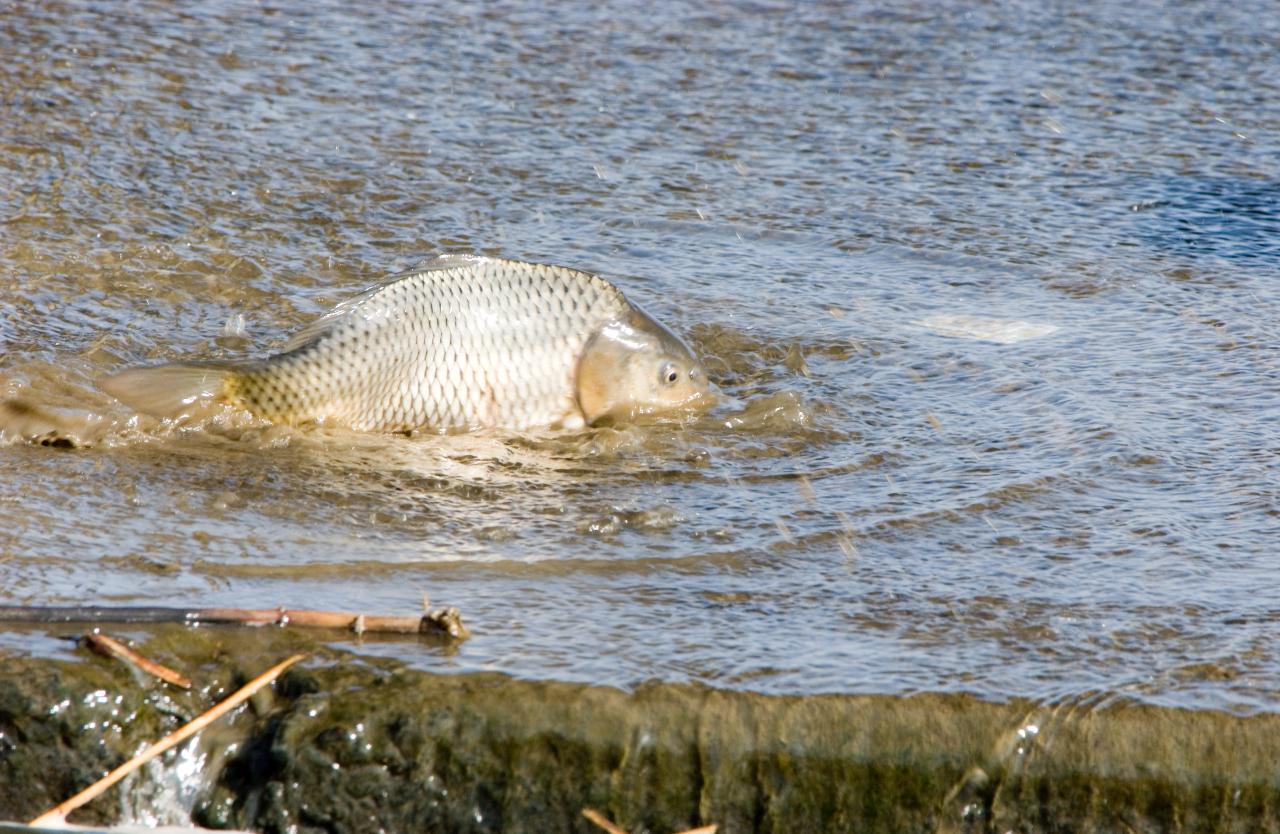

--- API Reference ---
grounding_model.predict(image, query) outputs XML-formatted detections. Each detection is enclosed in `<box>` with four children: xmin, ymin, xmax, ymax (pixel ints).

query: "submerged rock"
<box><xmin>1</xmin><ymin>627</ymin><xmax>1278</xmax><ymax>833</ymax></box>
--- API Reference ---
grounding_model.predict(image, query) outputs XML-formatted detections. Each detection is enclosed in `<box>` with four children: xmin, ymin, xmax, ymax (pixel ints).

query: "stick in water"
<box><xmin>29</xmin><ymin>653</ymin><xmax>305</xmax><ymax>826</ymax></box>
<box><xmin>0</xmin><ymin>605</ymin><xmax>468</xmax><ymax>639</ymax></box>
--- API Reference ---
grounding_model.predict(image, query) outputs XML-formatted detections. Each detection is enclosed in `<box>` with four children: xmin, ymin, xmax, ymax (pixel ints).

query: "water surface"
<box><xmin>2</xmin><ymin>0</ymin><xmax>1278</xmax><ymax>713</ymax></box>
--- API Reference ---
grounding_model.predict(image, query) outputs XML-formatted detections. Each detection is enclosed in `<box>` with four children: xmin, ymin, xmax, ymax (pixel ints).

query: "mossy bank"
<box><xmin>1</xmin><ymin>626</ymin><xmax>1277</xmax><ymax>833</ymax></box>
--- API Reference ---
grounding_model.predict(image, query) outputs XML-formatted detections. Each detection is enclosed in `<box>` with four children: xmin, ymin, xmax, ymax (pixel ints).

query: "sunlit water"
<box><xmin>2</xmin><ymin>0</ymin><xmax>1277</xmax><ymax>714</ymax></box>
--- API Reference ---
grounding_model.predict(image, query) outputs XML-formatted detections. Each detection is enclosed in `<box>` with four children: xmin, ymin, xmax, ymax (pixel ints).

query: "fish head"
<box><xmin>576</xmin><ymin>304</ymin><xmax>714</xmax><ymax>424</ymax></box>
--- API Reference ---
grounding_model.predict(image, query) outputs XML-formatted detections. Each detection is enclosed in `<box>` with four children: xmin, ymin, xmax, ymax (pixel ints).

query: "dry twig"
<box><xmin>582</xmin><ymin>808</ymin><xmax>629</xmax><ymax>834</ymax></box>
<box><xmin>582</xmin><ymin>808</ymin><xmax>717</xmax><ymax>834</ymax></box>
<box><xmin>29</xmin><ymin>653</ymin><xmax>305</xmax><ymax>826</ymax></box>
<box><xmin>82</xmin><ymin>631</ymin><xmax>192</xmax><ymax>689</ymax></box>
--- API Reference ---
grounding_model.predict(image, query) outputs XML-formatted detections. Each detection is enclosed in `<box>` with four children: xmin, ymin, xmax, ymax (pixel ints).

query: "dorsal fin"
<box><xmin>404</xmin><ymin>253</ymin><xmax>486</xmax><ymax>273</ymax></box>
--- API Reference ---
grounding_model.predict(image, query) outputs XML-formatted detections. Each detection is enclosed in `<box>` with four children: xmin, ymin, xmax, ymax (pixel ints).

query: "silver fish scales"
<box><xmin>101</xmin><ymin>254</ymin><xmax>712</xmax><ymax>433</ymax></box>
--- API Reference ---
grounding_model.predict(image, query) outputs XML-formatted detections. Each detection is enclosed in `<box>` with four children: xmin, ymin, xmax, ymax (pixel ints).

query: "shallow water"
<box><xmin>1</xmin><ymin>0</ymin><xmax>1277</xmax><ymax>713</ymax></box>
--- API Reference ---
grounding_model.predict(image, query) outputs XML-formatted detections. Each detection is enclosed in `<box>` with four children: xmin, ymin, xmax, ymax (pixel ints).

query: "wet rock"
<box><xmin>180</xmin><ymin>673</ymin><xmax>1280</xmax><ymax>833</ymax></box>
<box><xmin>0</xmin><ymin>659</ymin><xmax>161</xmax><ymax>824</ymax></box>
<box><xmin>2</xmin><ymin>629</ymin><xmax>1280</xmax><ymax>833</ymax></box>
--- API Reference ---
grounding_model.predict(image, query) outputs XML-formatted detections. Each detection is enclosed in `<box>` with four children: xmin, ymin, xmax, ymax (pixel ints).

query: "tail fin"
<box><xmin>99</xmin><ymin>363</ymin><xmax>233</xmax><ymax>418</ymax></box>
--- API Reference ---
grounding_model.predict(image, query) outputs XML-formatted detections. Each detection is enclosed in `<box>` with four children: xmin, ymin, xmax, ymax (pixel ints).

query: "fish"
<box><xmin>99</xmin><ymin>254</ymin><xmax>714</xmax><ymax>433</ymax></box>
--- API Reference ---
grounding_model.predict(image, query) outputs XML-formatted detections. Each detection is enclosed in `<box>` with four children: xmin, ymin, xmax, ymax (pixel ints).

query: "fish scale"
<box><xmin>100</xmin><ymin>254</ymin><xmax>712</xmax><ymax>434</ymax></box>
<box><xmin>226</xmin><ymin>255</ymin><xmax>629</xmax><ymax>432</ymax></box>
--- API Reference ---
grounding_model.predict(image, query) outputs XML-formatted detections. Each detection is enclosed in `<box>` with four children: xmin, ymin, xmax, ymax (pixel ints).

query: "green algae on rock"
<box><xmin>2</xmin><ymin>628</ymin><xmax>1280</xmax><ymax>833</ymax></box>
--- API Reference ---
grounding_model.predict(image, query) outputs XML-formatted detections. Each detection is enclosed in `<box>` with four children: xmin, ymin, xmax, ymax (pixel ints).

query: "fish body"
<box><xmin>101</xmin><ymin>255</ymin><xmax>711</xmax><ymax>433</ymax></box>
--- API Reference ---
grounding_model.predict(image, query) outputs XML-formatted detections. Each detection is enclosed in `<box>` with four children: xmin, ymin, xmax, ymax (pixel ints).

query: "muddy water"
<box><xmin>1</xmin><ymin>0</ymin><xmax>1277</xmax><ymax>714</ymax></box>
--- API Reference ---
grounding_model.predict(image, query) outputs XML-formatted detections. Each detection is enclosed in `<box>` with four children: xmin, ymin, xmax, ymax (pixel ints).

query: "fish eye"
<box><xmin>660</xmin><ymin>362</ymin><xmax>680</xmax><ymax>385</ymax></box>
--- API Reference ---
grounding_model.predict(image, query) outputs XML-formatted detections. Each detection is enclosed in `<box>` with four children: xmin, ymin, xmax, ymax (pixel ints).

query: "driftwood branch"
<box><xmin>29</xmin><ymin>653</ymin><xmax>305</xmax><ymax>827</ymax></box>
<box><xmin>0</xmin><ymin>605</ymin><xmax>468</xmax><ymax>639</ymax></box>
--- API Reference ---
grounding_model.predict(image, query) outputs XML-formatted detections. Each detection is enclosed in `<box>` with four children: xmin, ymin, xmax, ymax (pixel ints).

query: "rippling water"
<box><xmin>1</xmin><ymin>0</ymin><xmax>1277</xmax><ymax>713</ymax></box>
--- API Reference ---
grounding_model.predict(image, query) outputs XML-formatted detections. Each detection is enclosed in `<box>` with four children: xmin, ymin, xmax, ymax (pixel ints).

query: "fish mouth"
<box><xmin>590</xmin><ymin>385</ymin><xmax>718</xmax><ymax>427</ymax></box>
<box><xmin>685</xmin><ymin>382</ymin><xmax>719</xmax><ymax>412</ymax></box>
<box><xmin>648</xmin><ymin>381</ymin><xmax>717</xmax><ymax>422</ymax></box>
